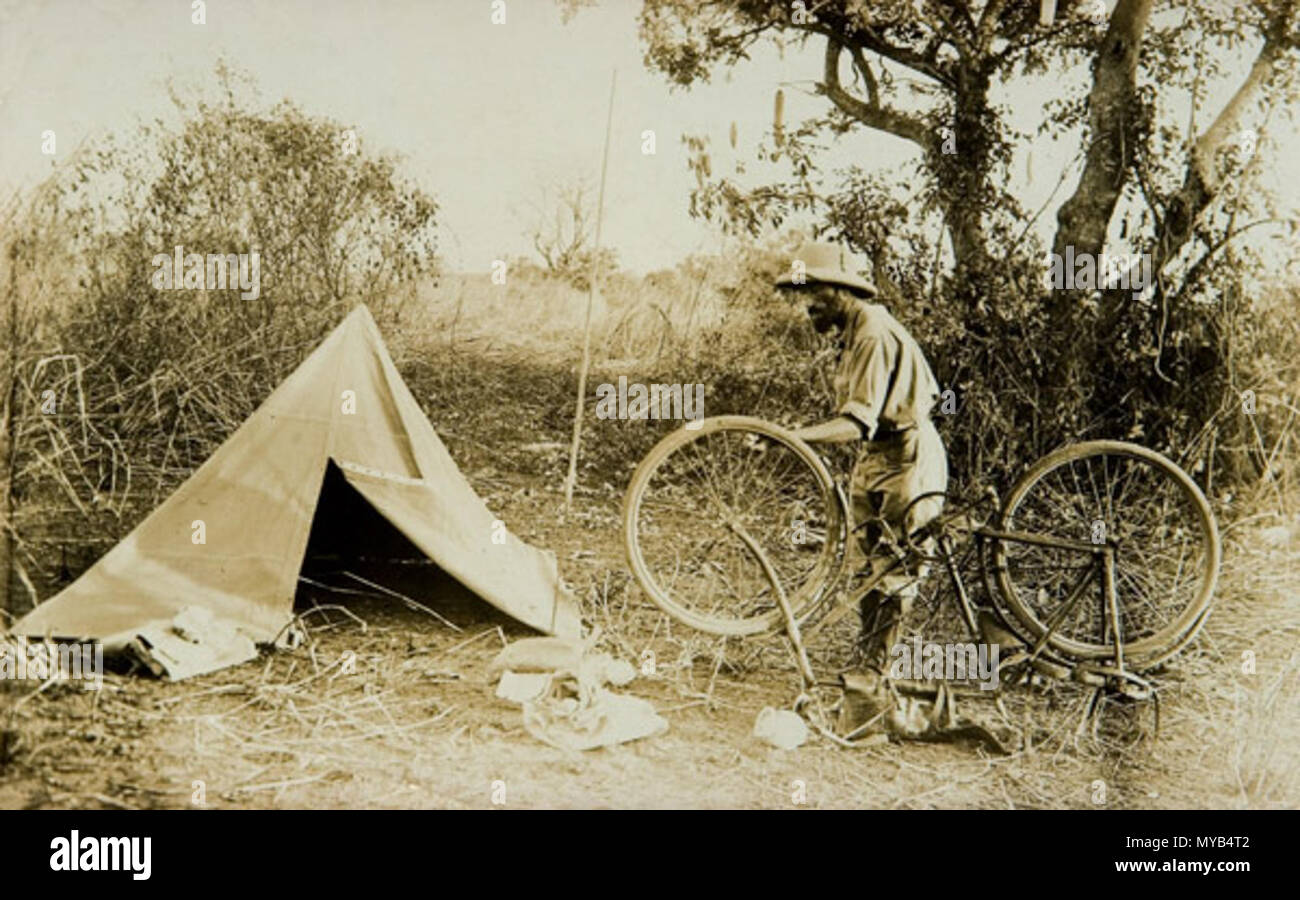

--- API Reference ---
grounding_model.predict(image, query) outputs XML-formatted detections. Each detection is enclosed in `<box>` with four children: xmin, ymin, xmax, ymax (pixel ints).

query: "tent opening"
<box><xmin>294</xmin><ymin>460</ymin><xmax>515</xmax><ymax>629</ymax></box>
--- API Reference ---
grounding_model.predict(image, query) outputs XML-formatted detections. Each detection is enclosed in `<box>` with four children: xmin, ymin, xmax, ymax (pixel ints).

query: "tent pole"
<box><xmin>563</xmin><ymin>68</ymin><xmax>616</xmax><ymax>511</ymax></box>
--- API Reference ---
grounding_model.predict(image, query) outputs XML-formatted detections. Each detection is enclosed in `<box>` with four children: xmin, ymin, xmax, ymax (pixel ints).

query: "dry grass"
<box><xmin>3</xmin><ymin>250</ymin><xmax>1297</xmax><ymax>808</ymax></box>
<box><xmin>5</xmin><ymin>469</ymin><xmax>1293</xmax><ymax>810</ymax></box>
<box><xmin>1145</xmin><ymin>524</ymin><xmax>1300</xmax><ymax>809</ymax></box>
<box><xmin>4</xmin><ymin>477</ymin><xmax>1295</xmax><ymax>806</ymax></box>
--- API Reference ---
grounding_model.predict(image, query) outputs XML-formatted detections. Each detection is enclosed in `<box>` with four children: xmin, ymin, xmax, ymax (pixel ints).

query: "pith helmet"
<box><xmin>775</xmin><ymin>240</ymin><xmax>877</xmax><ymax>297</ymax></box>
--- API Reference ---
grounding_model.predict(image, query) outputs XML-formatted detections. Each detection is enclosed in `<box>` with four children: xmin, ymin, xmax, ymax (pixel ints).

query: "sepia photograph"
<box><xmin>0</xmin><ymin>0</ymin><xmax>1296</xmax><ymax>862</ymax></box>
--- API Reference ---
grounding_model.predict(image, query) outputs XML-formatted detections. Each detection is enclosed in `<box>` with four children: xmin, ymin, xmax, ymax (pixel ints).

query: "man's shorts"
<box><xmin>850</xmin><ymin>419</ymin><xmax>948</xmax><ymax>596</ymax></box>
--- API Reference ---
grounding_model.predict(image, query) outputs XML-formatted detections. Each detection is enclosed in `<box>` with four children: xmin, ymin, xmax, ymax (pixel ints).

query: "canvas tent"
<box><xmin>9</xmin><ymin>305</ymin><xmax>580</xmax><ymax>667</ymax></box>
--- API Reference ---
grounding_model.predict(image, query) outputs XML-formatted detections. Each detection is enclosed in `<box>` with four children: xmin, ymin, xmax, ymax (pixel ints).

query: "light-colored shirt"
<box><xmin>834</xmin><ymin>301</ymin><xmax>940</xmax><ymax>439</ymax></box>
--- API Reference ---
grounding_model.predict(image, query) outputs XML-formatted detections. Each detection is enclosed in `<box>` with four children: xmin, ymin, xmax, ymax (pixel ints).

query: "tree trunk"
<box><xmin>944</xmin><ymin>66</ymin><xmax>995</xmax><ymax>301</ymax></box>
<box><xmin>1155</xmin><ymin>1</ymin><xmax>1296</xmax><ymax>274</ymax></box>
<box><xmin>1050</xmin><ymin>0</ymin><xmax>1153</xmax><ymax>292</ymax></box>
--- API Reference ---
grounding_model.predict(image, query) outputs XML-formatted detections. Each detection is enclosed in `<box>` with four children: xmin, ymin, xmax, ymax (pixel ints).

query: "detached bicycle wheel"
<box><xmin>992</xmin><ymin>440</ymin><xmax>1220</xmax><ymax>667</ymax></box>
<box><xmin>623</xmin><ymin>416</ymin><xmax>849</xmax><ymax>636</ymax></box>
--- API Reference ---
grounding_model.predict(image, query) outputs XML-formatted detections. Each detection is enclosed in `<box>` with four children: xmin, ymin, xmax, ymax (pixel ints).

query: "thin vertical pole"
<box><xmin>564</xmin><ymin>69</ymin><xmax>616</xmax><ymax>510</ymax></box>
<box><xmin>1</xmin><ymin>243</ymin><xmax>19</xmax><ymax>617</ymax></box>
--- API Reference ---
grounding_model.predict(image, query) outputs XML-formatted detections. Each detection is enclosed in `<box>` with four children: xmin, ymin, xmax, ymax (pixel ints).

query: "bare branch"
<box><xmin>1189</xmin><ymin>0</ymin><xmax>1297</xmax><ymax>195</ymax></box>
<box><xmin>820</xmin><ymin>38</ymin><xmax>933</xmax><ymax>148</ymax></box>
<box><xmin>846</xmin><ymin>42</ymin><xmax>880</xmax><ymax>106</ymax></box>
<box><xmin>1157</xmin><ymin>0</ymin><xmax>1298</xmax><ymax>271</ymax></box>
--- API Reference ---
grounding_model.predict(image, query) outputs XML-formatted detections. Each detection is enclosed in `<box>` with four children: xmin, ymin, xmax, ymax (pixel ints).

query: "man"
<box><xmin>776</xmin><ymin>241</ymin><xmax>949</xmax><ymax>735</ymax></box>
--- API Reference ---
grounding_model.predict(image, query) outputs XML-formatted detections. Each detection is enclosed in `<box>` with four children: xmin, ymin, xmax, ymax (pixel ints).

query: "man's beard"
<box><xmin>810</xmin><ymin>311</ymin><xmax>837</xmax><ymax>334</ymax></box>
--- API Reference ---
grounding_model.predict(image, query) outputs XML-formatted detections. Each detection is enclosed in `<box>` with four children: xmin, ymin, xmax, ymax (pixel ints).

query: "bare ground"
<box><xmin>1</xmin><ymin>469</ymin><xmax>1297</xmax><ymax>810</ymax></box>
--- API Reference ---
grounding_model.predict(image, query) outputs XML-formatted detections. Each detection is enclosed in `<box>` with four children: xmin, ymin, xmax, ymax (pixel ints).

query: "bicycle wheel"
<box><xmin>623</xmin><ymin>416</ymin><xmax>849</xmax><ymax>636</ymax></box>
<box><xmin>991</xmin><ymin>441</ymin><xmax>1220</xmax><ymax>667</ymax></box>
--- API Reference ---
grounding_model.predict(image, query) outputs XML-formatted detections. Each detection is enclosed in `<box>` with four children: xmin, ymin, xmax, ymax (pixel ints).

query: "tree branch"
<box><xmin>977</xmin><ymin>0</ymin><xmax>1009</xmax><ymax>54</ymax></box>
<box><xmin>927</xmin><ymin>0</ymin><xmax>976</xmax><ymax>61</ymax></box>
<box><xmin>846</xmin><ymin>41</ymin><xmax>880</xmax><ymax>106</ymax></box>
<box><xmin>1156</xmin><ymin>0</ymin><xmax>1297</xmax><ymax>272</ymax></box>
<box><xmin>820</xmin><ymin>38</ymin><xmax>933</xmax><ymax>148</ymax></box>
<box><xmin>1189</xmin><ymin>2</ymin><xmax>1296</xmax><ymax>195</ymax></box>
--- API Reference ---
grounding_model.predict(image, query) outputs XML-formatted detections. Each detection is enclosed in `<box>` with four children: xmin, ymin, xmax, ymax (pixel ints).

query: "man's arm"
<box><xmin>792</xmin><ymin>313</ymin><xmax>896</xmax><ymax>445</ymax></box>
<box><xmin>826</xmin><ymin>321</ymin><xmax>894</xmax><ymax>441</ymax></box>
<box><xmin>791</xmin><ymin>416</ymin><xmax>864</xmax><ymax>444</ymax></box>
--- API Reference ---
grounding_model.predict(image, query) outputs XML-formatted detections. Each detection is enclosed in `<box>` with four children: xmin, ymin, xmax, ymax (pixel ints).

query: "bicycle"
<box><xmin>622</xmin><ymin>416</ymin><xmax>1222</xmax><ymax>750</ymax></box>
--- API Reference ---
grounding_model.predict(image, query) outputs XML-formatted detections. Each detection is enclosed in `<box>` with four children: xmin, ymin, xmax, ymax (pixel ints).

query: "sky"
<box><xmin>1</xmin><ymin>0</ymin><xmax>1295</xmax><ymax>275</ymax></box>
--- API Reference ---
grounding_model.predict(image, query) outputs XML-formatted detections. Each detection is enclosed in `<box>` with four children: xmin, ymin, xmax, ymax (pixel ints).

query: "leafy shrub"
<box><xmin>0</xmin><ymin>67</ymin><xmax>437</xmax><ymax>606</ymax></box>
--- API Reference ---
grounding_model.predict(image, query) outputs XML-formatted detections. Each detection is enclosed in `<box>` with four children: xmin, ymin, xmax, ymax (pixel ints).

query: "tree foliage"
<box><xmin>637</xmin><ymin>0</ymin><xmax>1300</xmax><ymax>490</ymax></box>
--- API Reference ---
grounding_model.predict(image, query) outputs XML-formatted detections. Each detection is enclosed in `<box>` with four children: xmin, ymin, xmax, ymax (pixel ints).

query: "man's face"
<box><xmin>801</xmin><ymin>284</ymin><xmax>844</xmax><ymax>334</ymax></box>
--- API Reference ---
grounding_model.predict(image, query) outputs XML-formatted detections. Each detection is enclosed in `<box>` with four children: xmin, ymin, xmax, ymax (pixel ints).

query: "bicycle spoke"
<box><xmin>994</xmin><ymin>444</ymin><xmax>1216</xmax><ymax>663</ymax></box>
<box><xmin>628</xmin><ymin>420</ymin><xmax>842</xmax><ymax>633</ymax></box>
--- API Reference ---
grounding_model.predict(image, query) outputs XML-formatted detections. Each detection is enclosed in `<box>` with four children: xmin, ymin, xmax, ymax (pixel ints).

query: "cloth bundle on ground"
<box><xmin>488</xmin><ymin>636</ymin><xmax>666</xmax><ymax>751</ymax></box>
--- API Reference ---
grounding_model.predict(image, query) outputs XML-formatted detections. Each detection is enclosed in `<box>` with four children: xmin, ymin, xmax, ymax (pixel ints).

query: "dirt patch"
<box><xmin>2</xmin><ymin>476</ymin><xmax>1296</xmax><ymax>810</ymax></box>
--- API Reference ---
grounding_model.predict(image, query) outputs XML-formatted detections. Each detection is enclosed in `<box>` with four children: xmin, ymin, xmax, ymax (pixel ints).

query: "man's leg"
<box><xmin>841</xmin><ymin>427</ymin><xmax>946</xmax><ymax>737</ymax></box>
<box><xmin>859</xmin><ymin>552</ymin><xmax>927</xmax><ymax>673</ymax></box>
<box><xmin>849</xmin><ymin>481</ymin><xmax>891</xmax><ymax>670</ymax></box>
<box><xmin>844</xmin><ymin>570</ymin><xmax>925</xmax><ymax>738</ymax></box>
<box><xmin>852</xmin><ymin>480</ymin><xmax>932</xmax><ymax>673</ymax></box>
<box><xmin>860</xmin><ymin>422</ymin><xmax>948</xmax><ymax>671</ymax></box>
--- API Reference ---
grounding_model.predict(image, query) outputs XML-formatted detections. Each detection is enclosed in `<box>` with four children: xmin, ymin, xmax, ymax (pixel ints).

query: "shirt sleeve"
<box><xmin>836</xmin><ymin>330</ymin><xmax>897</xmax><ymax>440</ymax></box>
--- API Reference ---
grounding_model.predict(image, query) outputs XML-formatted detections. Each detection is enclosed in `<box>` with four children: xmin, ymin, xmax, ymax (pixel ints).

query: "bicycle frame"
<box><xmin>793</xmin><ymin>487</ymin><xmax>1153</xmax><ymax>696</ymax></box>
<box><xmin>623</xmin><ymin>418</ymin><xmax>1211</xmax><ymax>713</ymax></box>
